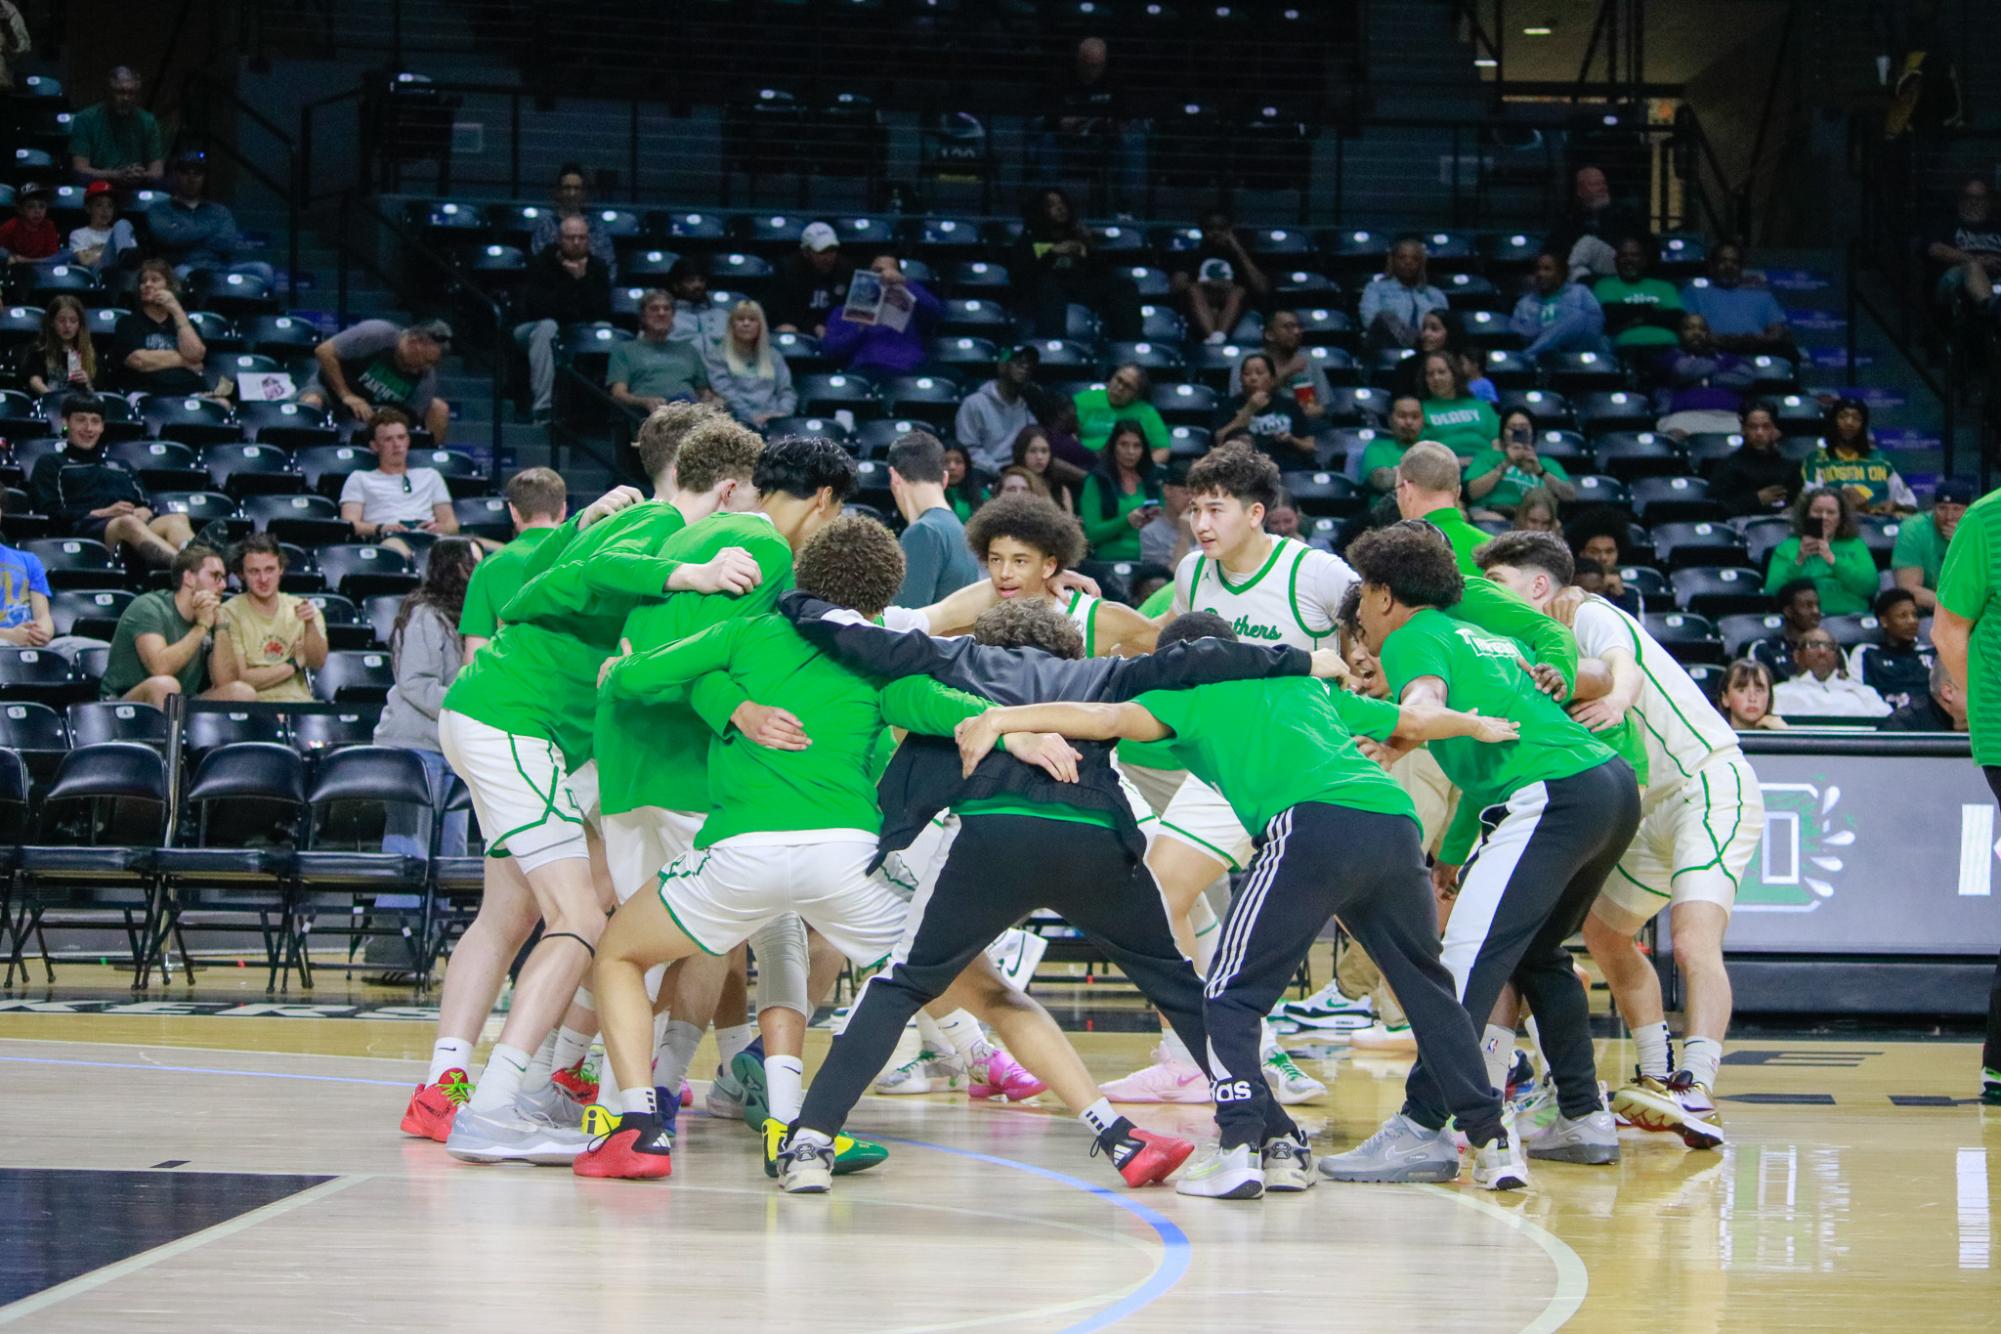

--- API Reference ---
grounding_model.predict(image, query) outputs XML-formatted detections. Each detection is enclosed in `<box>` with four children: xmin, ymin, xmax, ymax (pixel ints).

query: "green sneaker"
<box><xmin>1982</xmin><ymin>1068</ymin><xmax>2001</xmax><ymax>1106</ymax></box>
<box><xmin>733</xmin><ymin>1049</ymin><xmax>769</xmax><ymax>1131</ymax></box>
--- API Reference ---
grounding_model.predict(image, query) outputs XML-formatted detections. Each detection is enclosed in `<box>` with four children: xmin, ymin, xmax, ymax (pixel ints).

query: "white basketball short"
<box><xmin>1157</xmin><ymin>773</ymin><xmax>1254</xmax><ymax>871</ymax></box>
<box><xmin>603</xmin><ymin>805</ymin><xmax>705</xmax><ymax>902</ymax></box>
<box><xmin>657</xmin><ymin>832</ymin><xmax>908</xmax><ymax>968</ymax></box>
<box><xmin>437</xmin><ymin>709</ymin><xmax>588</xmax><ymax>872</ymax></box>
<box><xmin>1597</xmin><ymin>755</ymin><xmax>1764</xmax><ymax>925</ymax></box>
<box><xmin>1120</xmin><ymin>760</ymin><xmax>1186</xmax><ymax>818</ymax></box>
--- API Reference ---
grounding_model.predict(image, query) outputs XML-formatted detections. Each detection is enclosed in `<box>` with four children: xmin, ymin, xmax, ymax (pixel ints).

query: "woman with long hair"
<box><xmin>1417</xmin><ymin>349</ymin><xmax>1500</xmax><ymax>461</ymax></box>
<box><xmin>996</xmin><ymin>464</ymin><xmax>1051</xmax><ymax>500</ymax></box>
<box><xmin>1720</xmin><ymin>658</ymin><xmax>1785</xmax><ymax>729</ymax></box>
<box><xmin>1391</xmin><ymin>308</ymin><xmax>1497</xmax><ymax>403</ymax></box>
<box><xmin>1512</xmin><ymin>487</ymin><xmax>1562</xmax><ymax>533</ymax></box>
<box><xmin>1212</xmin><ymin>352</ymin><xmax>1313</xmax><ymax>464</ymax></box>
<box><xmin>942</xmin><ymin>443</ymin><xmax>990</xmax><ymax>522</ymax></box>
<box><xmin>1077</xmin><ymin>419</ymin><xmax>1161</xmax><ymax>560</ymax></box>
<box><xmin>1010</xmin><ymin>186</ymin><xmax>1141</xmax><ymax>340</ymax></box>
<box><xmin>22</xmin><ymin>294</ymin><xmax>97</xmax><ymax>397</ymax></box>
<box><xmin>1012</xmin><ymin>424</ymin><xmax>1075</xmax><ymax>511</ymax></box>
<box><xmin>1801</xmin><ymin>395</ymin><xmax>1917</xmax><ymax>515</ymax></box>
<box><xmin>710</xmin><ymin>298</ymin><xmax>797</xmax><ymax>428</ymax></box>
<box><xmin>374</xmin><ymin>537</ymin><xmax>483</xmax><ymax>859</ymax></box>
<box><xmin>1762</xmin><ymin>485</ymin><xmax>1879</xmax><ymax>616</ymax></box>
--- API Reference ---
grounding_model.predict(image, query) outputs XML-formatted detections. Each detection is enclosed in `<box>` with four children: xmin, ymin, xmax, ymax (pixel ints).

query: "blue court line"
<box><xmin>0</xmin><ymin>1049</ymin><xmax>1190</xmax><ymax>1331</ymax></box>
<box><xmin>873</xmin><ymin>1133</ymin><xmax>1191</xmax><ymax>1334</ymax></box>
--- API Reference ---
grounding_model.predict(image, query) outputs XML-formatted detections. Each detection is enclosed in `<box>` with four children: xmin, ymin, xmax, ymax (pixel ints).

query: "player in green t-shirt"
<box><xmin>456</xmin><ymin>466</ymin><xmax>570</xmax><ymax>656</ymax></box>
<box><xmin>1324</xmin><ymin>521</ymin><xmax>1641</xmax><ymax>1176</ymax></box>
<box><xmin>1930</xmin><ymin>485</ymin><xmax>2001</xmax><ymax>1104</ymax></box>
<box><xmin>959</xmin><ymin>610</ymin><xmax>1533</xmax><ymax>1198</ymax></box>
<box><xmin>575</xmin><ymin>518</ymin><xmax>1078</xmax><ymax>1181</ymax></box>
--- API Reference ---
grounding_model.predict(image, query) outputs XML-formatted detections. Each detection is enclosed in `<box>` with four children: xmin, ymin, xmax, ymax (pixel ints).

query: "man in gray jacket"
<box><xmin>952</xmin><ymin>343</ymin><xmax>1041</xmax><ymax>474</ymax></box>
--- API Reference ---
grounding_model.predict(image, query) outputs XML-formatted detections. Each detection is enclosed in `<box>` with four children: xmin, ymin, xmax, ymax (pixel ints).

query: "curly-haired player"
<box><xmin>965</xmin><ymin>493</ymin><xmax>1157</xmax><ymax>656</ymax></box>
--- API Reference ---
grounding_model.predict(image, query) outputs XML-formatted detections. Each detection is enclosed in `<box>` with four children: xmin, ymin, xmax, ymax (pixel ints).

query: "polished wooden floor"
<box><xmin>2</xmin><ymin>963</ymin><xmax>1998</xmax><ymax>1331</ymax></box>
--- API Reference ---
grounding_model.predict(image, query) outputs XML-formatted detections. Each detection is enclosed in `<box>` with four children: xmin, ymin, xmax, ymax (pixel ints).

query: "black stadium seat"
<box><xmin>1670</xmin><ymin>566</ymin><xmax>1770</xmax><ymax>618</ymax></box>
<box><xmin>1719</xmin><ymin>612</ymin><xmax>1785</xmax><ymax>658</ymax></box>
<box><xmin>22</xmin><ymin>539</ymin><xmax>121</xmax><ymax>590</ymax></box>
<box><xmin>315</xmin><ymin>545</ymin><xmax>418</xmax><ymax>599</ymax></box>
<box><xmin>46</xmin><ymin>588</ymin><xmax>133</xmax><ymax>639</ymax></box>
<box><xmin>244</xmin><ymin>494</ymin><xmax>348</xmax><ymax>546</ymax></box>
<box><xmin>184</xmin><ymin>704</ymin><xmax>289</xmax><ymax>754</ymax></box>
<box><xmin>66</xmin><ymin>700</ymin><xmax>168</xmax><ymax>748</ymax></box>
<box><xmin>312</xmin><ymin>650</ymin><xmax>395</xmax><ymax>704</ymax></box>
<box><xmin>139</xmin><ymin>395</ymin><xmax>239</xmax><ymax>446</ymax></box>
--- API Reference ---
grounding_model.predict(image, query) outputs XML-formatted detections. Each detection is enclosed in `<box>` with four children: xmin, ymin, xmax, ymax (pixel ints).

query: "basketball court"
<box><xmin>3</xmin><ymin>968</ymin><xmax>1995</xmax><ymax>1331</ymax></box>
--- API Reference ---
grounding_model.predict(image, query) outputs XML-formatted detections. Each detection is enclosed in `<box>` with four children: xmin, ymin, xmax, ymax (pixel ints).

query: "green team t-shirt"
<box><xmin>441</xmin><ymin>502</ymin><xmax>688</xmax><ymax>763</ymax></box>
<box><xmin>1890</xmin><ymin>511</ymin><xmax>1948</xmax><ymax>589</ymax></box>
<box><xmin>1424</xmin><ymin>505</ymin><xmax>1492</xmax><ymax>573</ymax></box>
<box><xmin>1379</xmin><ymin>607</ymin><xmax>1617</xmax><ymax>818</ymax></box>
<box><xmin>458</xmin><ymin>526</ymin><xmax>557</xmax><ymax>640</ymax></box>
<box><xmin>1420</xmin><ymin>397</ymin><xmax>1499</xmax><ymax>461</ymax></box>
<box><xmin>1936</xmin><ymin>490</ymin><xmax>2001</xmax><ymax>765</ymax></box>
<box><xmin>1801</xmin><ymin>449</ymin><xmax>1908</xmax><ymax>513</ymax></box>
<box><xmin>597</xmin><ymin>511</ymin><xmax>795</xmax><ymax>816</ymax></box>
<box><xmin>1592</xmin><ymin>276</ymin><xmax>1682</xmax><ymax>347</ymax></box>
<box><xmin>602</xmin><ymin>613</ymin><xmax>989</xmax><ymax>853</ymax></box>
<box><xmin>1137</xmin><ymin>582</ymin><xmax>1175</xmax><ymax>618</ymax></box>
<box><xmin>1135</xmin><ymin>677</ymin><xmax>1417</xmax><ymax>836</ymax></box>
<box><xmin>1461</xmin><ymin>450</ymin><xmax>1572</xmax><ymax>511</ymax></box>
<box><xmin>1357</xmin><ymin>435</ymin><xmax>1412</xmax><ymax>491</ymax></box>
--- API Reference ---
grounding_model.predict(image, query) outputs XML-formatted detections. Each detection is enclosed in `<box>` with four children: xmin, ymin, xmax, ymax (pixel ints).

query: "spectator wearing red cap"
<box><xmin>67</xmin><ymin>180</ymin><xmax>137</xmax><ymax>273</ymax></box>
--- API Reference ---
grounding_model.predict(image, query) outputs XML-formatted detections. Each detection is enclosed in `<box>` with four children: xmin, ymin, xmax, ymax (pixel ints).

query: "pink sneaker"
<box><xmin>1099</xmin><ymin>1043</ymin><xmax>1212</xmax><ymax>1105</ymax></box>
<box><xmin>969</xmin><ymin>1045</ymin><xmax>1047</xmax><ymax>1101</ymax></box>
<box><xmin>679</xmin><ymin>1079</ymin><xmax>693</xmax><ymax>1108</ymax></box>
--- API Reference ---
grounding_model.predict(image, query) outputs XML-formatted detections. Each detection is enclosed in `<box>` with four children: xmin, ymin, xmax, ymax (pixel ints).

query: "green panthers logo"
<box><xmin>1739</xmin><ymin>780</ymin><xmax>1854</xmax><ymax>910</ymax></box>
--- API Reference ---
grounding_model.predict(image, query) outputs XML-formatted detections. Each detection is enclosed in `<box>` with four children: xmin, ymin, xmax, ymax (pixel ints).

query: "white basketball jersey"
<box><xmin>1572</xmin><ymin>595</ymin><xmax>1743</xmax><ymax>792</ymax></box>
<box><xmin>1061</xmin><ymin>589</ymin><xmax>1103</xmax><ymax>657</ymax></box>
<box><xmin>1171</xmin><ymin>536</ymin><xmax>1354</xmax><ymax>650</ymax></box>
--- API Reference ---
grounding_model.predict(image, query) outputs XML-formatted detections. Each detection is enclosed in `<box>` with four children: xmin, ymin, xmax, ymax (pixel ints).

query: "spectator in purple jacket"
<box><xmin>819</xmin><ymin>254</ymin><xmax>940</xmax><ymax>376</ymax></box>
<box><xmin>1650</xmin><ymin>313</ymin><xmax>1757</xmax><ymax>438</ymax></box>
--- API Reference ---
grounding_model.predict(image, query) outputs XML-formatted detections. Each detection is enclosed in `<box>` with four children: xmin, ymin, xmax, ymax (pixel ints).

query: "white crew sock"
<box><xmin>1634</xmin><ymin>1021</ymin><xmax>1674</xmax><ymax>1080</ymax></box>
<box><xmin>552</xmin><ymin>1026</ymin><xmax>593</xmax><ymax>1075</ymax></box>
<box><xmin>792</xmin><ymin>1126</ymin><xmax>833</xmax><ymax>1150</ymax></box>
<box><xmin>650</xmin><ymin>1011</ymin><xmax>672</xmax><ymax>1069</ymax></box>
<box><xmin>428</xmin><ymin>1037</ymin><xmax>474</xmax><ymax>1086</ymax></box>
<box><xmin>1524</xmin><ymin>1015</ymin><xmax>1548</xmax><ymax>1082</ymax></box>
<box><xmin>1259</xmin><ymin>1018</ymin><xmax>1281</xmax><ymax>1060</ymax></box>
<box><xmin>933</xmin><ymin>1009</ymin><xmax>985</xmax><ymax>1065</ymax></box>
<box><xmin>715</xmin><ymin>1023</ymin><xmax>754</xmax><ymax>1071</ymax></box>
<box><xmin>1159</xmin><ymin>1025</ymin><xmax>1196</xmax><ymax>1066</ymax></box>
<box><xmin>596</xmin><ymin>1049</ymin><xmax>624</xmax><ymax>1110</ymax></box>
<box><xmin>766</xmin><ymin>1054</ymin><xmax>806</xmax><ymax>1123</ymax></box>
<box><xmin>914</xmin><ymin>1011</ymin><xmax>952</xmax><ymax>1057</ymax></box>
<box><xmin>1682</xmin><ymin>1037</ymin><xmax>1723</xmax><ymax>1090</ymax></box>
<box><xmin>655</xmin><ymin>1020</ymin><xmax>705</xmax><ymax>1094</ymax></box>
<box><xmin>469</xmin><ymin>1042</ymin><xmax>533</xmax><ymax>1113</ymax></box>
<box><xmin>1480</xmin><ymin>1024</ymin><xmax>1515</xmax><ymax>1097</ymax></box>
<box><xmin>1078</xmin><ymin>1097</ymin><xmax>1120</xmax><ymax>1139</ymax></box>
<box><xmin>621</xmin><ymin>1085</ymin><xmax>658</xmax><ymax>1117</ymax></box>
<box><xmin>521</xmin><ymin>1031</ymin><xmax>558</xmax><ymax>1093</ymax></box>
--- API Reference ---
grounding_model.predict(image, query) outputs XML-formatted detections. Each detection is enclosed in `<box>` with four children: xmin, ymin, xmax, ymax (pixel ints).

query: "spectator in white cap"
<box><xmin>771</xmin><ymin>220</ymin><xmax>850</xmax><ymax>337</ymax></box>
<box><xmin>1170</xmin><ymin>210</ymin><xmax>1265</xmax><ymax>346</ymax></box>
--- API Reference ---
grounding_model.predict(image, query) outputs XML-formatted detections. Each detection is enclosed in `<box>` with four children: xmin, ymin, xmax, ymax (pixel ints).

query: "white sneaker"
<box><xmin>874</xmin><ymin>1051</ymin><xmax>969</xmax><ymax>1095</ymax></box>
<box><xmin>1348</xmin><ymin>1021</ymin><xmax>1418</xmax><ymax>1052</ymax></box>
<box><xmin>1275</xmin><ymin>979</ymin><xmax>1373</xmax><ymax>1027</ymax></box>
<box><xmin>445</xmin><ymin>1102</ymin><xmax>591</xmax><ymax>1165</ymax></box>
<box><xmin>1260</xmin><ymin>1130</ymin><xmax>1316</xmax><ymax>1192</ymax></box>
<box><xmin>1100</xmin><ymin>1042</ymin><xmax>1211</xmax><ymax>1104</ymax></box>
<box><xmin>1470</xmin><ymin>1120</ymin><xmax>1531</xmax><ymax>1191</ymax></box>
<box><xmin>1175</xmin><ymin>1143</ymin><xmax>1263</xmax><ymax>1198</ymax></box>
<box><xmin>1262</xmin><ymin>1048</ymin><xmax>1328</xmax><ymax>1105</ymax></box>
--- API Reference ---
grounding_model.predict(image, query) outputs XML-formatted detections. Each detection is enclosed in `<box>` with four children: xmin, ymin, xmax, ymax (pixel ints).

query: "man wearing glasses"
<box><xmin>338</xmin><ymin>407</ymin><xmax>462</xmax><ymax>559</ymax></box>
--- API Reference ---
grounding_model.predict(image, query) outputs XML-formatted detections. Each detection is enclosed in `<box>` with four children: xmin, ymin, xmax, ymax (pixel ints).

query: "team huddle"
<box><xmin>395</xmin><ymin>403</ymin><xmax>1762</xmax><ymax>1200</ymax></box>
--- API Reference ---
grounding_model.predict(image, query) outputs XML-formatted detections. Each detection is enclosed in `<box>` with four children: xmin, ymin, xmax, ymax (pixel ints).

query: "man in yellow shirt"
<box><xmin>213</xmin><ymin>533</ymin><xmax>326</xmax><ymax>701</ymax></box>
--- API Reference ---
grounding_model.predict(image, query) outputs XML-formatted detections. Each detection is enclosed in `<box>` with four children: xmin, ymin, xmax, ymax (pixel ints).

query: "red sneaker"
<box><xmin>679</xmin><ymin>1079</ymin><xmax>693</xmax><ymax>1108</ymax></box>
<box><xmin>400</xmin><ymin>1068</ymin><xmax>472</xmax><ymax>1142</ymax></box>
<box><xmin>551</xmin><ymin>1060</ymin><xmax>599</xmax><ymax>1104</ymax></box>
<box><xmin>572</xmin><ymin>1114</ymin><xmax>674</xmax><ymax>1180</ymax></box>
<box><xmin>1101</xmin><ymin>1127</ymin><xmax>1195</xmax><ymax>1187</ymax></box>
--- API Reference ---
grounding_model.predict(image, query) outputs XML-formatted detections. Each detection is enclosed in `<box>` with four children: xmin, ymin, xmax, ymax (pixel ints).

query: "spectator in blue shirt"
<box><xmin>145</xmin><ymin>151</ymin><xmax>274</xmax><ymax>287</ymax></box>
<box><xmin>1679</xmin><ymin>240</ymin><xmax>1794</xmax><ymax>357</ymax></box>
<box><xmin>1509</xmin><ymin>249</ymin><xmax>1609</xmax><ymax>358</ymax></box>
<box><xmin>1357</xmin><ymin>235</ymin><xmax>1449</xmax><ymax>349</ymax></box>
<box><xmin>0</xmin><ymin>524</ymin><xmax>53</xmax><ymax>646</ymax></box>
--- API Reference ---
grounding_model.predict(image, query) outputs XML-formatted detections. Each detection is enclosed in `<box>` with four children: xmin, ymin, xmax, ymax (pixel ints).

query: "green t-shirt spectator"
<box><xmin>1762</xmin><ymin>534</ymin><xmax>1880</xmax><ymax>617</ymax></box>
<box><xmin>1356</xmin><ymin>433</ymin><xmax>1413</xmax><ymax>493</ymax></box>
<box><xmin>68</xmin><ymin>103</ymin><xmax>164</xmax><ymax>173</ymax></box>
<box><xmin>1592</xmin><ymin>276</ymin><xmax>1682</xmax><ymax>347</ymax></box>
<box><xmin>100</xmin><ymin>590</ymin><xmax>205</xmax><ymax>699</ymax></box>
<box><xmin>1420</xmin><ymin>396</ymin><xmax>1500</xmax><ymax>462</ymax></box>
<box><xmin>1891</xmin><ymin>512</ymin><xmax>1948</xmax><ymax>590</ymax></box>
<box><xmin>1937</xmin><ymin>490</ymin><xmax>2001</xmax><ymax>764</ymax></box>
<box><xmin>607</xmin><ymin>337</ymin><xmax>709</xmax><ymax>402</ymax></box>
<box><xmin>1073</xmin><ymin>388</ymin><xmax>1171</xmax><ymax>454</ymax></box>
<box><xmin>458</xmin><ymin>526</ymin><xmax>557</xmax><ymax>641</ymax></box>
<box><xmin>1462</xmin><ymin>448</ymin><xmax>1572</xmax><ymax>510</ymax></box>
<box><xmin>1078</xmin><ymin>471</ymin><xmax>1160</xmax><ymax>560</ymax></box>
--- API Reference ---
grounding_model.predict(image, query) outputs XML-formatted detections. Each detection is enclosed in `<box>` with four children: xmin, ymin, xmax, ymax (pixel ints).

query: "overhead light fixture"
<box><xmin>1475</xmin><ymin>57</ymin><xmax>1498</xmax><ymax>67</ymax></box>
<box><xmin>1523</xmin><ymin>24</ymin><xmax>1553</xmax><ymax>35</ymax></box>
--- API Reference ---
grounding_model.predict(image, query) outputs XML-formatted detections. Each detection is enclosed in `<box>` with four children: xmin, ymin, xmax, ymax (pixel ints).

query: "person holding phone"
<box><xmin>1214</xmin><ymin>353</ymin><xmax>1315</xmax><ymax>467</ymax></box>
<box><xmin>1464</xmin><ymin>408</ymin><xmax>1576</xmax><ymax>514</ymax></box>
<box><xmin>1078</xmin><ymin>420</ymin><xmax>1161</xmax><ymax>560</ymax></box>
<box><xmin>1762</xmin><ymin>486</ymin><xmax>1879</xmax><ymax>616</ymax></box>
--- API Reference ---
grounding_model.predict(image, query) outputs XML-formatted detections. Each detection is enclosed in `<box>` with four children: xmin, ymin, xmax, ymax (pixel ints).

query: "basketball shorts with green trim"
<box><xmin>1599</xmin><ymin>754</ymin><xmax>1763</xmax><ymax>921</ymax></box>
<box><xmin>656</xmin><ymin>831</ymin><xmax>908</xmax><ymax>966</ymax></box>
<box><xmin>438</xmin><ymin>708</ymin><xmax>589</xmax><ymax>872</ymax></box>
<box><xmin>603</xmin><ymin>805</ymin><xmax>705</xmax><ymax>902</ymax></box>
<box><xmin>1156</xmin><ymin>773</ymin><xmax>1254</xmax><ymax>872</ymax></box>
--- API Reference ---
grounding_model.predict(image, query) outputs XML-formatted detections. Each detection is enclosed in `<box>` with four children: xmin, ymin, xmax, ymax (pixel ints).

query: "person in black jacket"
<box><xmin>1709</xmin><ymin>400</ymin><xmax>1799</xmax><ymax>517</ymax></box>
<box><xmin>771</xmin><ymin>591</ymin><xmax>1344</xmax><ymax>1194</ymax></box>
<box><xmin>512</xmin><ymin>214</ymin><xmax>613</xmax><ymax>425</ymax></box>
<box><xmin>28</xmin><ymin>394</ymin><xmax>193</xmax><ymax>564</ymax></box>
<box><xmin>1878</xmin><ymin>655</ymin><xmax>1966</xmax><ymax>733</ymax></box>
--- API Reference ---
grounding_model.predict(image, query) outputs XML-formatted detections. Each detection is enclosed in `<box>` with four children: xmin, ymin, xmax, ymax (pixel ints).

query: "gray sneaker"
<box><xmin>1260</xmin><ymin>1130</ymin><xmax>1316</xmax><ymax>1192</ymax></box>
<box><xmin>515</xmin><ymin>1080</ymin><xmax>585</xmax><ymax>1126</ymax></box>
<box><xmin>1315</xmin><ymin>1113</ymin><xmax>1462</xmax><ymax>1183</ymax></box>
<box><xmin>445</xmin><ymin>1103</ymin><xmax>591</xmax><ymax>1165</ymax></box>
<box><xmin>1520</xmin><ymin>1108</ymin><xmax>1620</xmax><ymax>1165</ymax></box>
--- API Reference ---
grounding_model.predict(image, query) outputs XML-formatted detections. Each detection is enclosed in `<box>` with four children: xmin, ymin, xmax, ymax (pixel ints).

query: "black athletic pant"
<box><xmin>796</xmin><ymin>814</ymin><xmax>1210</xmax><ymax>1139</ymax></box>
<box><xmin>1404</xmin><ymin>757</ymin><xmax>1642</xmax><ymax>1128</ymax></box>
<box><xmin>1980</xmin><ymin>768</ymin><xmax>2001</xmax><ymax>1075</ymax></box>
<box><xmin>1204</xmin><ymin>802</ymin><xmax>1506</xmax><ymax>1151</ymax></box>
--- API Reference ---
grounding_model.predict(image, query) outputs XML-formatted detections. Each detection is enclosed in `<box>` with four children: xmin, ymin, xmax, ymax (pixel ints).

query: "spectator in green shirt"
<box><xmin>68</xmin><ymin>66</ymin><xmax>164</xmax><ymax>185</ymax></box>
<box><xmin>1358</xmin><ymin>394</ymin><xmax>1427</xmax><ymax>495</ymax></box>
<box><xmin>99</xmin><ymin>544</ymin><xmax>259</xmax><ymax>706</ymax></box>
<box><xmin>1894</xmin><ymin>477</ymin><xmax>1977</xmax><ymax>612</ymax></box>
<box><xmin>1078</xmin><ymin>420</ymin><xmax>1160</xmax><ymax>560</ymax></box>
<box><xmin>1800</xmin><ymin>397</ymin><xmax>1918</xmax><ymax>516</ymax></box>
<box><xmin>608</xmin><ymin>288</ymin><xmax>718</xmax><ymax>415</ymax></box>
<box><xmin>1593</xmin><ymin>236</ymin><xmax>1683</xmax><ymax>348</ymax></box>
<box><xmin>1463</xmin><ymin>408</ymin><xmax>1576</xmax><ymax>515</ymax></box>
<box><xmin>1763</xmin><ymin>486</ymin><xmax>1881</xmax><ymax>617</ymax></box>
<box><xmin>1073</xmin><ymin>362</ymin><xmax>1171</xmax><ymax>460</ymax></box>
<box><xmin>1418</xmin><ymin>351</ymin><xmax>1500</xmax><ymax>462</ymax></box>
